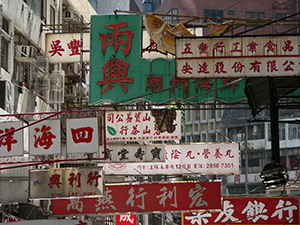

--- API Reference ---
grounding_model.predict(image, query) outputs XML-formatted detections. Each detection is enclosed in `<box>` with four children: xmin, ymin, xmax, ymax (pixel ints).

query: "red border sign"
<box><xmin>51</xmin><ymin>182</ymin><xmax>221</xmax><ymax>214</ymax></box>
<box><xmin>183</xmin><ymin>196</ymin><xmax>300</xmax><ymax>225</ymax></box>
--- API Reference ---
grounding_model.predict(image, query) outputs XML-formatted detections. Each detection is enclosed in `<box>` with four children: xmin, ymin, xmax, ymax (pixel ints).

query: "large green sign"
<box><xmin>90</xmin><ymin>15</ymin><xmax>247</xmax><ymax>105</ymax></box>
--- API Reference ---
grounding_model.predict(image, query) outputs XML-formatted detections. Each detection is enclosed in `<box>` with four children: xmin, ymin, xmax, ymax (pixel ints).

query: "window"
<box><xmin>246</xmin><ymin>11</ymin><xmax>265</xmax><ymax>27</ymax></box>
<box><xmin>289</xmin><ymin>124</ymin><xmax>300</xmax><ymax>140</ymax></box>
<box><xmin>227</xmin><ymin>10</ymin><xmax>235</xmax><ymax>16</ymax></box>
<box><xmin>275</xmin><ymin>13</ymin><xmax>290</xmax><ymax>20</ymax></box>
<box><xmin>228</xmin><ymin>186</ymin><xmax>245</xmax><ymax>194</ymax></box>
<box><xmin>50</xmin><ymin>5</ymin><xmax>55</xmax><ymax>30</ymax></box>
<box><xmin>144</xmin><ymin>0</ymin><xmax>153</xmax><ymax>12</ymax></box>
<box><xmin>248</xmin><ymin>124</ymin><xmax>264</xmax><ymax>140</ymax></box>
<box><xmin>228</xmin><ymin>126</ymin><xmax>245</xmax><ymax>141</ymax></box>
<box><xmin>204</xmin><ymin>9</ymin><xmax>223</xmax><ymax>23</ymax></box>
<box><xmin>164</xmin><ymin>8</ymin><xmax>178</xmax><ymax>24</ymax></box>
<box><xmin>1</xmin><ymin>17</ymin><xmax>10</xmax><ymax>72</ymax></box>
<box><xmin>279</xmin><ymin>123</ymin><xmax>285</xmax><ymax>140</ymax></box>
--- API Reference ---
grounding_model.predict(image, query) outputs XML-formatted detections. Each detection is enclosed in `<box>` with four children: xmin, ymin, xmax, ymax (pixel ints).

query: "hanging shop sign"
<box><xmin>103</xmin><ymin>142</ymin><xmax>239</xmax><ymax>175</ymax></box>
<box><xmin>106</xmin><ymin>110</ymin><xmax>181</xmax><ymax>142</ymax></box>
<box><xmin>5</xmin><ymin>220</ymin><xmax>92</xmax><ymax>225</ymax></box>
<box><xmin>29</xmin><ymin>119</ymin><xmax>61</xmax><ymax>155</ymax></box>
<box><xmin>182</xmin><ymin>196</ymin><xmax>299</xmax><ymax>225</ymax></box>
<box><xmin>0</xmin><ymin>121</ymin><xmax>23</xmax><ymax>157</ymax></box>
<box><xmin>102</xmin><ymin>144</ymin><xmax>165</xmax><ymax>163</ymax></box>
<box><xmin>29</xmin><ymin>167</ymin><xmax>104</xmax><ymax>198</ymax></box>
<box><xmin>176</xmin><ymin>35</ymin><xmax>300</xmax><ymax>78</ymax></box>
<box><xmin>90</xmin><ymin>14</ymin><xmax>247</xmax><ymax>105</ymax></box>
<box><xmin>45</xmin><ymin>33</ymin><xmax>90</xmax><ymax>63</ymax></box>
<box><xmin>51</xmin><ymin>182</ymin><xmax>221</xmax><ymax>214</ymax></box>
<box><xmin>116</xmin><ymin>214</ymin><xmax>137</xmax><ymax>225</ymax></box>
<box><xmin>0</xmin><ymin>117</ymin><xmax>101</xmax><ymax>158</ymax></box>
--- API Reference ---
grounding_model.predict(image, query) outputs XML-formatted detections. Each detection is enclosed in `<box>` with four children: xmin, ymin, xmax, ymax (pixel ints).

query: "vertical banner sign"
<box><xmin>29</xmin><ymin>119</ymin><xmax>61</xmax><ymax>156</ymax></box>
<box><xmin>182</xmin><ymin>196</ymin><xmax>300</xmax><ymax>225</ymax></box>
<box><xmin>51</xmin><ymin>182</ymin><xmax>221</xmax><ymax>214</ymax></box>
<box><xmin>66</xmin><ymin>117</ymin><xmax>99</xmax><ymax>154</ymax></box>
<box><xmin>106</xmin><ymin>110</ymin><xmax>181</xmax><ymax>141</ymax></box>
<box><xmin>90</xmin><ymin>15</ymin><xmax>247</xmax><ymax>105</ymax></box>
<box><xmin>29</xmin><ymin>167</ymin><xmax>104</xmax><ymax>198</ymax></box>
<box><xmin>0</xmin><ymin>121</ymin><xmax>23</xmax><ymax>157</ymax></box>
<box><xmin>116</xmin><ymin>215</ymin><xmax>137</xmax><ymax>225</ymax></box>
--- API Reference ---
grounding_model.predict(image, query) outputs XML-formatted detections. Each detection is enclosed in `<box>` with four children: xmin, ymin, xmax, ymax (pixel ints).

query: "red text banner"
<box><xmin>51</xmin><ymin>182</ymin><xmax>221</xmax><ymax>214</ymax></box>
<box><xmin>182</xmin><ymin>196</ymin><xmax>300</xmax><ymax>225</ymax></box>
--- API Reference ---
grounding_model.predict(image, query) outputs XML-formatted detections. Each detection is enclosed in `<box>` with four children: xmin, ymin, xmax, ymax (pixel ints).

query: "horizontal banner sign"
<box><xmin>51</xmin><ymin>182</ymin><xmax>221</xmax><ymax>214</ymax></box>
<box><xmin>29</xmin><ymin>167</ymin><xmax>104</xmax><ymax>198</ymax></box>
<box><xmin>106</xmin><ymin>110</ymin><xmax>181</xmax><ymax>142</ymax></box>
<box><xmin>7</xmin><ymin>220</ymin><xmax>92</xmax><ymax>225</ymax></box>
<box><xmin>182</xmin><ymin>196</ymin><xmax>299</xmax><ymax>225</ymax></box>
<box><xmin>103</xmin><ymin>143</ymin><xmax>239</xmax><ymax>175</ymax></box>
<box><xmin>102</xmin><ymin>145</ymin><xmax>165</xmax><ymax>163</ymax></box>
<box><xmin>0</xmin><ymin>117</ymin><xmax>102</xmax><ymax>158</ymax></box>
<box><xmin>176</xmin><ymin>35</ymin><xmax>300</xmax><ymax>78</ymax></box>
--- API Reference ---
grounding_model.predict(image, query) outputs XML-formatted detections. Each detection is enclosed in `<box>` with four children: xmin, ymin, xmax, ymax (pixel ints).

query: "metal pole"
<box><xmin>245</xmin><ymin>125</ymin><xmax>249</xmax><ymax>194</ymax></box>
<box><xmin>269</xmin><ymin>77</ymin><xmax>280</xmax><ymax>164</ymax></box>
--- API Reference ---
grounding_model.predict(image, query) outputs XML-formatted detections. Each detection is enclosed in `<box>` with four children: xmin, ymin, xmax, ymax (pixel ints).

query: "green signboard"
<box><xmin>90</xmin><ymin>15</ymin><xmax>247</xmax><ymax>105</ymax></box>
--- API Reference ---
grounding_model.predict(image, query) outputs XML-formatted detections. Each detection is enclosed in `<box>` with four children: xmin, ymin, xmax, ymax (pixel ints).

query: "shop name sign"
<box><xmin>90</xmin><ymin>15</ymin><xmax>247</xmax><ymax>105</ymax></box>
<box><xmin>106</xmin><ymin>110</ymin><xmax>181</xmax><ymax>142</ymax></box>
<box><xmin>29</xmin><ymin>167</ymin><xmax>104</xmax><ymax>198</ymax></box>
<box><xmin>46</xmin><ymin>33</ymin><xmax>90</xmax><ymax>63</ymax></box>
<box><xmin>182</xmin><ymin>196</ymin><xmax>299</xmax><ymax>225</ymax></box>
<box><xmin>104</xmin><ymin>142</ymin><xmax>239</xmax><ymax>175</ymax></box>
<box><xmin>51</xmin><ymin>182</ymin><xmax>221</xmax><ymax>214</ymax></box>
<box><xmin>176</xmin><ymin>35</ymin><xmax>300</xmax><ymax>78</ymax></box>
<box><xmin>0</xmin><ymin>117</ymin><xmax>101</xmax><ymax>157</ymax></box>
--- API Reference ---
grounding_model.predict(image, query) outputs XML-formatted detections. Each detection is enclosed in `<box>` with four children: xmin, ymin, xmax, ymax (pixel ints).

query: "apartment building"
<box><xmin>143</xmin><ymin>0</ymin><xmax>300</xmax><ymax>36</ymax></box>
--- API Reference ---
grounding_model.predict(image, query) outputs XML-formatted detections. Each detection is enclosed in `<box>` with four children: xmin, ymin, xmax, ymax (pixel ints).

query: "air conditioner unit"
<box><xmin>15</xmin><ymin>45</ymin><xmax>38</xmax><ymax>63</ymax></box>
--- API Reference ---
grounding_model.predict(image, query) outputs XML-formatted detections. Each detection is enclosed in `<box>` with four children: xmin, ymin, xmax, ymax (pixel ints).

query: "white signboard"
<box><xmin>29</xmin><ymin>119</ymin><xmax>61</xmax><ymax>155</ymax></box>
<box><xmin>66</xmin><ymin>117</ymin><xmax>99</xmax><ymax>154</ymax></box>
<box><xmin>46</xmin><ymin>33</ymin><xmax>90</xmax><ymax>63</ymax></box>
<box><xmin>29</xmin><ymin>167</ymin><xmax>104</xmax><ymax>198</ymax></box>
<box><xmin>0</xmin><ymin>121</ymin><xmax>23</xmax><ymax>157</ymax></box>
<box><xmin>176</xmin><ymin>35</ymin><xmax>300</xmax><ymax>78</ymax></box>
<box><xmin>106</xmin><ymin>110</ymin><xmax>181</xmax><ymax>142</ymax></box>
<box><xmin>103</xmin><ymin>142</ymin><xmax>239</xmax><ymax>175</ymax></box>
<box><xmin>102</xmin><ymin>144</ymin><xmax>165</xmax><ymax>163</ymax></box>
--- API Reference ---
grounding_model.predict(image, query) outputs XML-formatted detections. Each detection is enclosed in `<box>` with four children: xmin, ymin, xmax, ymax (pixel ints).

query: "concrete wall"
<box><xmin>1</xmin><ymin>0</ymin><xmax>42</xmax><ymax>45</ymax></box>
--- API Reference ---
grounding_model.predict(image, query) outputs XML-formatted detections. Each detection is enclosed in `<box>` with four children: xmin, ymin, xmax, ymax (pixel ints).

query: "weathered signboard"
<box><xmin>104</xmin><ymin>143</ymin><xmax>239</xmax><ymax>175</ymax></box>
<box><xmin>46</xmin><ymin>33</ymin><xmax>90</xmax><ymax>63</ymax></box>
<box><xmin>106</xmin><ymin>110</ymin><xmax>181</xmax><ymax>142</ymax></box>
<box><xmin>182</xmin><ymin>196</ymin><xmax>299</xmax><ymax>225</ymax></box>
<box><xmin>102</xmin><ymin>144</ymin><xmax>165</xmax><ymax>163</ymax></box>
<box><xmin>29</xmin><ymin>167</ymin><xmax>104</xmax><ymax>198</ymax></box>
<box><xmin>176</xmin><ymin>35</ymin><xmax>300</xmax><ymax>78</ymax></box>
<box><xmin>51</xmin><ymin>182</ymin><xmax>221</xmax><ymax>214</ymax></box>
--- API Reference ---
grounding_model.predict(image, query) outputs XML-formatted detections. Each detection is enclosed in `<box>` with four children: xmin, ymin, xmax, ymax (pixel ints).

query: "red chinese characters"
<box><xmin>0</xmin><ymin>127</ymin><xmax>17</xmax><ymax>152</ymax></box>
<box><xmin>34</xmin><ymin>125</ymin><xmax>56</xmax><ymax>150</ymax></box>
<box><xmin>71</xmin><ymin>127</ymin><xmax>94</xmax><ymax>143</ymax></box>
<box><xmin>97</xmin><ymin>21</ymin><xmax>135</xmax><ymax>93</ymax></box>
